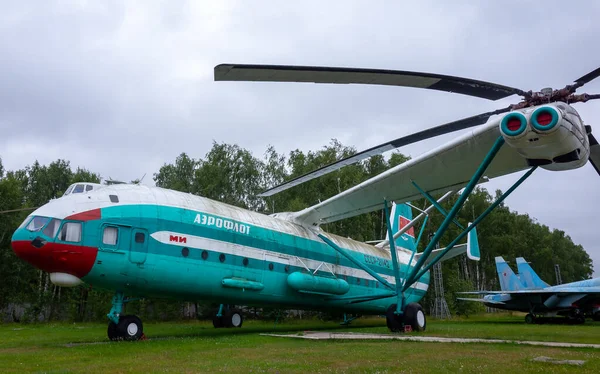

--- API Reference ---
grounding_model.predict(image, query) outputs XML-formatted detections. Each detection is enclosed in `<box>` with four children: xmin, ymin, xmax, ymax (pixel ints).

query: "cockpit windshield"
<box><xmin>18</xmin><ymin>216</ymin><xmax>32</xmax><ymax>229</ymax></box>
<box><xmin>63</xmin><ymin>182</ymin><xmax>103</xmax><ymax>197</ymax></box>
<box><xmin>26</xmin><ymin>216</ymin><xmax>51</xmax><ymax>232</ymax></box>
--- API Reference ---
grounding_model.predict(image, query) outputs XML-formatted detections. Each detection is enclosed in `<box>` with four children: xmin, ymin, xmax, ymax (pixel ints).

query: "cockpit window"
<box><xmin>73</xmin><ymin>184</ymin><xmax>85</xmax><ymax>194</ymax></box>
<box><xmin>59</xmin><ymin>222</ymin><xmax>82</xmax><ymax>243</ymax></box>
<box><xmin>18</xmin><ymin>216</ymin><xmax>32</xmax><ymax>229</ymax></box>
<box><xmin>26</xmin><ymin>216</ymin><xmax>50</xmax><ymax>232</ymax></box>
<box><xmin>43</xmin><ymin>219</ymin><xmax>62</xmax><ymax>238</ymax></box>
<box><xmin>85</xmin><ymin>185</ymin><xmax>93</xmax><ymax>192</ymax></box>
<box><xmin>63</xmin><ymin>185</ymin><xmax>74</xmax><ymax>196</ymax></box>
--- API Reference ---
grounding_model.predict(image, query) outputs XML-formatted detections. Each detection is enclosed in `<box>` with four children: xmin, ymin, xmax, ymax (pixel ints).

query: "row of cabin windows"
<box><xmin>102</xmin><ymin>226</ymin><xmax>145</xmax><ymax>246</ymax></box>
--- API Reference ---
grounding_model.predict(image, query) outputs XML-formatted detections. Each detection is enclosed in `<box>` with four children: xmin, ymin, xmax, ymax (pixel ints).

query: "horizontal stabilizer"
<box><xmin>458</xmin><ymin>286</ymin><xmax>600</xmax><ymax>295</ymax></box>
<box><xmin>456</xmin><ymin>297</ymin><xmax>505</xmax><ymax>305</ymax></box>
<box><xmin>415</xmin><ymin>243</ymin><xmax>467</xmax><ymax>266</ymax></box>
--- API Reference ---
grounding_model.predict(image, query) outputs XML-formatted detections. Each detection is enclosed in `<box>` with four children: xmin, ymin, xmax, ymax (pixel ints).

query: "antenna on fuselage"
<box><xmin>104</xmin><ymin>178</ymin><xmax>126</xmax><ymax>185</ymax></box>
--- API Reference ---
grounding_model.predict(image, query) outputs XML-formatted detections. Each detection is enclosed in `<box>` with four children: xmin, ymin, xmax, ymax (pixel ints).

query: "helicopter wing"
<box><xmin>292</xmin><ymin>120</ymin><xmax>529</xmax><ymax>225</ymax></box>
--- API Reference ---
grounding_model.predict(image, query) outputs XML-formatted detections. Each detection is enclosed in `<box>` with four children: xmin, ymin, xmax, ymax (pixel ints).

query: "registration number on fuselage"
<box><xmin>364</xmin><ymin>254</ymin><xmax>390</xmax><ymax>269</ymax></box>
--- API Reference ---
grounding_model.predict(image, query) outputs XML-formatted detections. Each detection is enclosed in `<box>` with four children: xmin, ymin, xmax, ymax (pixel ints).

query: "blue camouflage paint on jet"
<box><xmin>458</xmin><ymin>256</ymin><xmax>600</xmax><ymax>324</ymax></box>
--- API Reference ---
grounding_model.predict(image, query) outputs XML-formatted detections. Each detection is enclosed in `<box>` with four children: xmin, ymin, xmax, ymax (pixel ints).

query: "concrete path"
<box><xmin>261</xmin><ymin>331</ymin><xmax>600</xmax><ymax>349</ymax></box>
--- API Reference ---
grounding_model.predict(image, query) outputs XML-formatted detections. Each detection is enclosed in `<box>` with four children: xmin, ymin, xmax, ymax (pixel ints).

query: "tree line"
<box><xmin>0</xmin><ymin>140</ymin><xmax>593</xmax><ymax>322</ymax></box>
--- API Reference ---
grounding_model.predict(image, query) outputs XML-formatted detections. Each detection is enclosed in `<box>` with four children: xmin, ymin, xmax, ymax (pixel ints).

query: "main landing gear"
<box><xmin>525</xmin><ymin>313</ymin><xmax>536</xmax><ymax>324</ymax></box>
<box><xmin>107</xmin><ymin>291</ymin><xmax>144</xmax><ymax>341</ymax></box>
<box><xmin>386</xmin><ymin>303</ymin><xmax>426</xmax><ymax>332</ymax></box>
<box><xmin>568</xmin><ymin>309</ymin><xmax>586</xmax><ymax>325</ymax></box>
<box><xmin>212</xmin><ymin>304</ymin><xmax>244</xmax><ymax>328</ymax></box>
<box><xmin>525</xmin><ymin>309</ymin><xmax>586</xmax><ymax>325</ymax></box>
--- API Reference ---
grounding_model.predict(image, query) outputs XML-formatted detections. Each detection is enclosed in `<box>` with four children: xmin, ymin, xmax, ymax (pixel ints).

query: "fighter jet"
<box><xmin>458</xmin><ymin>257</ymin><xmax>600</xmax><ymax>324</ymax></box>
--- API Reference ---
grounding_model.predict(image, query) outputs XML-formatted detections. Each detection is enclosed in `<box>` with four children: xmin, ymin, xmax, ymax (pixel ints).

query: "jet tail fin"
<box><xmin>495</xmin><ymin>256</ymin><xmax>524</xmax><ymax>291</ymax></box>
<box><xmin>516</xmin><ymin>257</ymin><xmax>550</xmax><ymax>289</ymax></box>
<box><xmin>390</xmin><ymin>202</ymin><xmax>416</xmax><ymax>252</ymax></box>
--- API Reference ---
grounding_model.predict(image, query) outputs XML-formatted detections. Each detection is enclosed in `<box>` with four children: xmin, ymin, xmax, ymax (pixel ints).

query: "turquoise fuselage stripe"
<box><xmin>80</xmin><ymin>205</ymin><xmax>429</xmax><ymax>314</ymax></box>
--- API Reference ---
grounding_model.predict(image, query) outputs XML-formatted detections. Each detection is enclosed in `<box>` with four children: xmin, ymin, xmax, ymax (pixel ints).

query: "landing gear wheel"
<box><xmin>404</xmin><ymin>303</ymin><xmax>426</xmax><ymax>332</ymax></box>
<box><xmin>107</xmin><ymin>321</ymin><xmax>120</xmax><ymax>341</ymax></box>
<box><xmin>386</xmin><ymin>304</ymin><xmax>404</xmax><ymax>333</ymax></box>
<box><xmin>117</xmin><ymin>315</ymin><xmax>143</xmax><ymax>341</ymax></box>
<box><xmin>593</xmin><ymin>311</ymin><xmax>600</xmax><ymax>322</ymax></box>
<box><xmin>224</xmin><ymin>308</ymin><xmax>243</xmax><ymax>328</ymax></box>
<box><xmin>569</xmin><ymin>309</ymin><xmax>585</xmax><ymax>325</ymax></box>
<box><xmin>525</xmin><ymin>313</ymin><xmax>535</xmax><ymax>324</ymax></box>
<box><xmin>212</xmin><ymin>315</ymin><xmax>224</xmax><ymax>328</ymax></box>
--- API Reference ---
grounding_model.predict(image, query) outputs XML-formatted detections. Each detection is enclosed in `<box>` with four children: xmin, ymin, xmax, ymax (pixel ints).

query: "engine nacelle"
<box><xmin>498</xmin><ymin>103</ymin><xmax>589</xmax><ymax>171</ymax></box>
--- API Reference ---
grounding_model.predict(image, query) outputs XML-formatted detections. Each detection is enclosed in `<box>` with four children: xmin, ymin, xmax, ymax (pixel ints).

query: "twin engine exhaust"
<box><xmin>500</xmin><ymin>105</ymin><xmax>560</xmax><ymax>138</ymax></box>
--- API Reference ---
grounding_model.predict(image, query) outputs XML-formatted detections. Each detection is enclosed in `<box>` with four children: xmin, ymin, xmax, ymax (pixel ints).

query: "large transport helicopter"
<box><xmin>9</xmin><ymin>63</ymin><xmax>600</xmax><ymax>341</ymax></box>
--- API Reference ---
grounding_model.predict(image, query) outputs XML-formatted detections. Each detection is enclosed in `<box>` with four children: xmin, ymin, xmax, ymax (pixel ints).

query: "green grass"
<box><xmin>0</xmin><ymin>314</ymin><xmax>598</xmax><ymax>373</ymax></box>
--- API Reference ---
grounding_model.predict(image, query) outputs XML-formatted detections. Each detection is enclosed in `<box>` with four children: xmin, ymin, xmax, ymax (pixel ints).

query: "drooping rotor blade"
<box><xmin>588</xmin><ymin>134</ymin><xmax>600</xmax><ymax>176</ymax></box>
<box><xmin>574</xmin><ymin>66</ymin><xmax>600</xmax><ymax>90</ymax></box>
<box><xmin>258</xmin><ymin>106</ymin><xmax>512</xmax><ymax>197</ymax></box>
<box><xmin>0</xmin><ymin>207</ymin><xmax>37</xmax><ymax>215</ymax></box>
<box><xmin>215</xmin><ymin>64</ymin><xmax>527</xmax><ymax>101</ymax></box>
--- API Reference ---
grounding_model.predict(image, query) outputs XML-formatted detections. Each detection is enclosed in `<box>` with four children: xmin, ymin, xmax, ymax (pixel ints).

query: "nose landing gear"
<box><xmin>107</xmin><ymin>291</ymin><xmax>145</xmax><ymax>341</ymax></box>
<box><xmin>108</xmin><ymin>315</ymin><xmax>144</xmax><ymax>341</ymax></box>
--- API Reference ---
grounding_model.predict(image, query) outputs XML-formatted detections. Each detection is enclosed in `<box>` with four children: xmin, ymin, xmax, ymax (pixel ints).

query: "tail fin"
<box><xmin>390</xmin><ymin>202</ymin><xmax>417</xmax><ymax>252</ymax></box>
<box><xmin>466</xmin><ymin>223</ymin><xmax>480</xmax><ymax>261</ymax></box>
<box><xmin>516</xmin><ymin>257</ymin><xmax>549</xmax><ymax>289</ymax></box>
<box><xmin>495</xmin><ymin>256</ymin><xmax>524</xmax><ymax>291</ymax></box>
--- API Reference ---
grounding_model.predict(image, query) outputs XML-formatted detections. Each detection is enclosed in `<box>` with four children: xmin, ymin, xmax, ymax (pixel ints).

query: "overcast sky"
<box><xmin>1</xmin><ymin>1</ymin><xmax>599</xmax><ymax>276</ymax></box>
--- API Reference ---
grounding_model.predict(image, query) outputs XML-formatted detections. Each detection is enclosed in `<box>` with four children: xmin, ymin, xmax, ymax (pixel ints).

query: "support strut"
<box><xmin>318</xmin><ymin>234</ymin><xmax>395</xmax><ymax>290</ymax></box>
<box><xmin>404</xmin><ymin>136</ymin><xmax>506</xmax><ymax>289</ymax></box>
<box><xmin>411</xmin><ymin>182</ymin><xmax>464</xmax><ymax>229</ymax></box>
<box><xmin>107</xmin><ymin>291</ymin><xmax>125</xmax><ymax>325</ymax></box>
<box><xmin>408</xmin><ymin>166</ymin><xmax>537</xmax><ymax>284</ymax></box>
<box><xmin>376</xmin><ymin>190</ymin><xmax>454</xmax><ymax>248</ymax></box>
<box><xmin>383</xmin><ymin>201</ymin><xmax>405</xmax><ymax>314</ymax></box>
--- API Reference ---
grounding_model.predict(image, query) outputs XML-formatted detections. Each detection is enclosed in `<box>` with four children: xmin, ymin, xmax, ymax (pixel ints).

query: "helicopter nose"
<box><xmin>11</xmin><ymin>234</ymin><xmax>98</xmax><ymax>278</ymax></box>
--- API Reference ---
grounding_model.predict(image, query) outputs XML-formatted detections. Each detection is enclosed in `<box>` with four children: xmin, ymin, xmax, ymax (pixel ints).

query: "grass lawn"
<box><xmin>0</xmin><ymin>314</ymin><xmax>598</xmax><ymax>373</ymax></box>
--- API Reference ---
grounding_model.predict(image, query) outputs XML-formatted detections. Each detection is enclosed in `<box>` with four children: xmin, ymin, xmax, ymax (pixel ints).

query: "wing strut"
<box><xmin>402</xmin><ymin>136</ymin><xmax>507</xmax><ymax>289</ymax></box>
<box><xmin>404</xmin><ymin>165</ymin><xmax>538</xmax><ymax>290</ymax></box>
<box><xmin>317</xmin><ymin>234</ymin><xmax>395</xmax><ymax>291</ymax></box>
<box><xmin>320</xmin><ymin>139</ymin><xmax>537</xmax><ymax>320</ymax></box>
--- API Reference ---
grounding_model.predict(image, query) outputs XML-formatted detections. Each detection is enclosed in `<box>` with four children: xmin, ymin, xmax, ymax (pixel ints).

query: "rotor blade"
<box><xmin>574</xmin><ymin>66</ymin><xmax>600</xmax><ymax>89</ymax></box>
<box><xmin>588</xmin><ymin>134</ymin><xmax>600</xmax><ymax>176</ymax></box>
<box><xmin>215</xmin><ymin>64</ymin><xmax>527</xmax><ymax>101</ymax></box>
<box><xmin>0</xmin><ymin>207</ymin><xmax>37</xmax><ymax>214</ymax></box>
<box><xmin>258</xmin><ymin>107</ymin><xmax>511</xmax><ymax>197</ymax></box>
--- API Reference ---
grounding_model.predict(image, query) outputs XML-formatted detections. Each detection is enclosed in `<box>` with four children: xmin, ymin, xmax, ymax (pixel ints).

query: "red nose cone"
<box><xmin>12</xmin><ymin>240</ymin><xmax>98</xmax><ymax>278</ymax></box>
